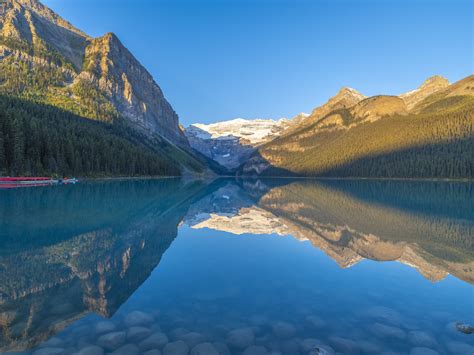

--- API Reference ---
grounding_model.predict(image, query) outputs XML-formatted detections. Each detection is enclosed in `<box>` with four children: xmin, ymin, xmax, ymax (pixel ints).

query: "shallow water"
<box><xmin>0</xmin><ymin>178</ymin><xmax>473</xmax><ymax>355</ymax></box>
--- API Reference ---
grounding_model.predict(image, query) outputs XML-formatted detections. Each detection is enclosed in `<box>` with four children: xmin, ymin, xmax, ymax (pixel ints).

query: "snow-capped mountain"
<box><xmin>185</xmin><ymin>115</ymin><xmax>308</xmax><ymax>170</ymax></box>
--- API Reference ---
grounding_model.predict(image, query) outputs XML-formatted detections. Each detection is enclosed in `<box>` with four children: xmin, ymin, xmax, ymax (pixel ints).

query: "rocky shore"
<box><xmin>26</xmin><ymin>305</ymin><xmax>474</xmax><ymax>355</ymax></box>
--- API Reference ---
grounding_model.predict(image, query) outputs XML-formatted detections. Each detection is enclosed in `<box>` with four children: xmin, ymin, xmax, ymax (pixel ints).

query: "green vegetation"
<box><xmin>0</xmin><ymin>95</ymin><xmax>182</xmax><ymax>177</ymax></box>
<box><xmin>0</xmin><ymin>36</ymin><xmax>118</xmax><ymax>122</ymax></box>
<box><xmin>253</xmin><ymin>96</ymin><xmax>474</xmax><ymax>178</ymax></box>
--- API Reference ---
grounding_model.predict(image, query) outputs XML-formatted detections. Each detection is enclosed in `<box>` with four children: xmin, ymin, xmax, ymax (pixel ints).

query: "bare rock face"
<box><xmin>0</xmin><ymin>0</ymin><xmax>90</xmax><ymax>69</ymax></box>
<box><xmin>81</xmin><ymin>33</ymin><xmax>188</xmax><ymax>146</ymax></box>
<box><xmin>350</xmin><ymin>95</ymin><xmax>408</xmax><ymax>123</ymax></box>
<box><xmin>400</xmin><ymin>75</ymin><xmax>450</xmax><ymax>110</ymax></box>
<box><xmin>0</xmin><ymin>0</ymin><xmax>188</xmax><ymax>147</ymax></box>
<box><xmin>296</xmin><ymin>87</ymin><xmax>366</xmax><ymax>129</ymax></box>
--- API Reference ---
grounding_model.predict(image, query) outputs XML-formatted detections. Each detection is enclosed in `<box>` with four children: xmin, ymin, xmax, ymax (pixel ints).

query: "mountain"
<box><xmin>0</xmin><ymin>0</ymin><xmax>216</xmax><ymax>176</ymax></box>
<box><xmin>293</xmin><ymin>87</ymin><xmax>366</xmax><ymax>130</ymax></box>
<box><xmin>400</xmin><ymin>75</ymin><xmax>450</xmax><ymax>110</ymax></box>
<box><xmin>411</xmin><ymin>74</ymin><xmax>474</xmax><ymax>113</ymax></box>
<box><xmin>185</xmin><ymin>116</ymin><xmax>305</xmax><ymax>170</ymax></box>
<box><xmin>184</xmin><ymin>87</ymin><xmax>366</xmax><ymax>171</ymax></box>
<box><xmin>0</xmin><ymin>0</ymin><xmax>186</xmax><ymax>145</ymax></box>
<box><xmin>240</xmin><ymin>75</ymin><xmax>474</xmax><ymax>178</ymax></box>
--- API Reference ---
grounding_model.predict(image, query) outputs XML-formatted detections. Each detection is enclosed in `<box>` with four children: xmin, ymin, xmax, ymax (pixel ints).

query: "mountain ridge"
<box><xmin>0</xmin><ymin>0</ymin><xmax>220</xmax><ymax>176</ymax></box>
<box><xmin>236</xmin><ymin>75</ymin><xmax>474</xmax><ymax>178</ymax></box>
<box><xmin>0</xmin><ymin>0</ymin><xmax>187</xmax><ymax>146</ymax></box>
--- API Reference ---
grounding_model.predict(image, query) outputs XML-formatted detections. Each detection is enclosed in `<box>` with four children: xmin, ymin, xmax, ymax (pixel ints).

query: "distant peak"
<box><xmin>400</xmin><ymin>75</ymin><xmax>451</xmax><ymax>110</ymax></box>
<box><xmin>420</xmin><ymin>75</ymin><xmax>450</xmax><ymax>88</ymax></box>
<box><xmin>334</xmin><ymin>87</ymin><xmax>366</xmax><ymax>101</ymax></box>
<box><xmin>337</xmin><ymin>86</ymin><xmax>362</xmax><ymax>95</ymax></box>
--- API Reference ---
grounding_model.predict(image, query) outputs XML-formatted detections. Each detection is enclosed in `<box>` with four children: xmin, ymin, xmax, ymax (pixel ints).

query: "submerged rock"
<box><xmin>300</xmin><ymin>338</ymin><xmax>322</xmax><ymax>352</ymax></box>
<box><xmin>305</xmin><ymin>315</ymin><xmax>326</xmax><ymax>329</ymax></box>
<box><xmin>177</xmin><ymin>332</ymin><xmax>206</xmax><ymax>348</ymax></box>
<box><xmin>363</xmin><ymin>306</ymin><xmax>403</xmax><ymax>326</ymax></box>
<box><xmin>280</xmin><ymin>338</ymin><xmax>301</xmax><ymax>354</ymax></box>
<box><xmin>139</xmin><ymin>332</ymin><xmax>169</xmax><ymax>351</ymax></box>
<box><xmin>143</xmin><ymin>350</ymin><xmax>162</xmax><ymax>355</ymax></box>
<box><xmin>124</xmin><ymin>311</ymin><xmax>154</xmax><ymax>327</ymax></box>
<box><xmin>242</xmin><ymin>345</ymin><xmax>269</xmax><ymax>355</ymax></box>
<box><xmin>407</xmin><ymin>330</ymin><xmax>437</xmax><ymax>348</ymax></box>
<box><xmin>191</xmin><ymin>342</ymin><xmax>219</xmax><ymax>355</ymax></box>
<box><xmin>33</xmin><ymin>348</ymin><xmax>64</xmax><ymax>355</ymax></box>
<box><xmin>226</xmin><ymin>327</ymin><xmax>255</xmax><ymax>349</ymax></box>
<box><xmin>169</xmin><ymin>328</ymin><xmax>190</xmax><ymax>341</ymax></box>
<box><xmin>328</xmin><ymin>337</ymin><xmax>359</xmax><ymax>354</ymax></box>
<box><xmin>357</xmin><ymin>340</ymin><xmax>381</xmax><ymax>353</ymax></box>
<box><xmin>309</xmin><ymin>346</ymin><xmax>334</xmax><ymax>355</ymax></box>
<box><xmin>370</xmin><ymin>322</ymin><xmax>407</xmax><ymax>340</ymax></box>
<box><xmin>96</xmin><ymin>331</ymin><xmax>126</xmax><ymax>351</ymax></box>
<box><xmin>271</xmin><ymin>321</ymin><xmax>297</xmax><ymax>339</ymax></box>
<box><xmin>110</xmin><ymin>344</ymin><xmax>140</xmax><ymax>355</ymax></box>
<box><xmin>142</xmin><ymin>349</ymin><xmax>161</xmax><ymax>355</ymax></box>
<box><xmin>163</xmin><ymin>340</ymin><xmax>189</xmax><ymax>355</ymax></box>
<box><xmin>38</xmin><ymin>337</ymin><xmax>63</xmax><ymax>348</ymax></box>
<box><xmin>127</xmin><ymin>326</ymin><xmax>152</xmax><ymax>342</ymax></box>
<box><xmin>445</xmin><ymin>341</ymin><xmax>474</xmax><ymax>354</ymax></box>
<box><xmin>95</xmin><ymin>321</ymin><xmax>117</xmax><ymax>335</ymax></box>
<box><xmin>455</xmin><ymin>322</ymin><xmax>474</xmax><ymax>334</ymax></box>
<box><xmin>212</xmin><ymin>341</ymin><xmax>231</xmax><ymax>355</ymax></box>
<box><xmin>409</xmin><ymin>347</ymin><xmax>439</xmax><ymax>355</ymax></box>
<box><xmin>78</xmin><ymin>345</ymin><xmax>104</xmax><ymax>355</ymax></box>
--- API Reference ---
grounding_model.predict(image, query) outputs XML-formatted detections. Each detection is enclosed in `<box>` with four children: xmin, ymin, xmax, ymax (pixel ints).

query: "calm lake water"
<box><xmin>0</xmin><ymin>178</ymin><xmax>473</xmax><ymax>355</ymax></box>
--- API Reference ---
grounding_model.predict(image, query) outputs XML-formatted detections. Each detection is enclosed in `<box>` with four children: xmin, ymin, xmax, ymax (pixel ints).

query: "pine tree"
<box><xmin>0</xmin><ymin>128</ymin><xmax>6</xmax><ymax>175</ymax></box>
<box><xmin>12</xmin><ymin>114</ymin><xmax>25</xmax><ymax>176</ymax></box>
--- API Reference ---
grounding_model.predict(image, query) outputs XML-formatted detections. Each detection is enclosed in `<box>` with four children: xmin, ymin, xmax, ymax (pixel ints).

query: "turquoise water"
<box><xmin>0</xmin><ymin>179</ymin><xmax>473</xmax><ymax>355</ymax></box>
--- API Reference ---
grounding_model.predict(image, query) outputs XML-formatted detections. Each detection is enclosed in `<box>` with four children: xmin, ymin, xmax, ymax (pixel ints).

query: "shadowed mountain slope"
<box><xmin>240</xmin><ymin>77</ymin><xmax>474</xmax><ymax>178</ymax></box>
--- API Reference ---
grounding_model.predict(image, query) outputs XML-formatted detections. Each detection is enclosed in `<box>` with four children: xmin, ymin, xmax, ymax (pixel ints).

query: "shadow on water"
<box><xmin>0</xmin><ymin>178</ymin><xmax>223</xmax><ymax>351</ymax></box>
<box><xmin>0</xmin><ymin>178</ymin><xmax>473</xmax><ymax>352</ymax></box>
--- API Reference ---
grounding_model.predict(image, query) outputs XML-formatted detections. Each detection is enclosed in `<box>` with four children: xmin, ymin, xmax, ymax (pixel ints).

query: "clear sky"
<box><xmin>43</xmin><ymin>0</ymin><xmax>473</xmax><ymax>126</ymax></box>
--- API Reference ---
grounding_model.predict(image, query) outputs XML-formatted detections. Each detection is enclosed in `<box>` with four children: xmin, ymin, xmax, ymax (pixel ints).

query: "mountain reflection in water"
<box><xmin>0</xmin><ymin>178</ymin><xmax>473</xmax><ymax>354</ymax></box>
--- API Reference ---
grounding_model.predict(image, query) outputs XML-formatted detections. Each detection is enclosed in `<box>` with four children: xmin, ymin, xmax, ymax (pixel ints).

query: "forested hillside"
<box><xmin>0</xmin><ymin>95</ymin><xmax>204</xmax><ymax>177</ymax></box>
<box><xmin>0</xmin><ymin>0</ymin><xmax>222</xmax><ymax>178</ymax></box>
<box><xmin>241</xmin><ymin>93</ymin><xmax>474</xmax><ymax>179</ymax></box>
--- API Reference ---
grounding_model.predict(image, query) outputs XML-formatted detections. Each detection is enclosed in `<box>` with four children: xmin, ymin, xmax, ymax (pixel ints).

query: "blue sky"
<box><xmin>43</xmin><ymin>0</ymin><xmax>473</xmax><ymax>125</ymax></box>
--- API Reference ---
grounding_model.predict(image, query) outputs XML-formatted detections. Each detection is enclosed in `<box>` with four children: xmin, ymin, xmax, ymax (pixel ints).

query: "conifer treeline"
<box><xmin>0</xmin><ymin>95</ymin><xmax>180</xmax><ymax>177</ymax></box>
<box><xmin>257</xmin><ymin>97</ymin><xmax>474</xmax><ymax>179</ymax></box>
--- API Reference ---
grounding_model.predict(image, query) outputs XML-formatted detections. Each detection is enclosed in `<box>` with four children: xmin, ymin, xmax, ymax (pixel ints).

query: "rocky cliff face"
<box><xmin>0</xmin><ymin>0</ymin><xmax>187</xmax><ymax>146</ymax></box>
<box><xmin>400</xmin><ymin>75</ymin><xmax>450</xmax><ymax>110</ymax></box>
<box><xmin>80</xmin><ymin>33</ymin><xmax>187</xmax><ymax>146</ymax></box>
<box><xmin>295</xmin><ymin>87</ymin><xmax>366</xmax><ymax>129</ymax></box>
<box><xmin>0</xmin><ymin>0</ymin><xmax>90</xmax><ymax>69</ymax></box>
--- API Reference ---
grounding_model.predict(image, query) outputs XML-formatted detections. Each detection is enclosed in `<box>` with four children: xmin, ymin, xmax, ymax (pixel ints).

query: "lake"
<box><xmin>0</xmin><ymin>178</ymin><xmax>473</xmax><ymax>355</ymax></box>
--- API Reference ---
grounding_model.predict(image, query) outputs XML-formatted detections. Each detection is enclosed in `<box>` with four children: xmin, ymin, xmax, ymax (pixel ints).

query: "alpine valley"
<box><xmin>0</xmin><ymin>0</ymin><xmax>473</xmax><ymax>179</ymax></box>
<box><xmin>188</xmin><ymin>75</ymin><xmax>474</xmax><ymax>179</ymax></box>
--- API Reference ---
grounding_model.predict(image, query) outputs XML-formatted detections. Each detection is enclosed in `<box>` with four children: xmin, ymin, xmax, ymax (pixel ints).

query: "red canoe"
<box><xmin>0</xmin><ymin>177</ymin><xmax>59</xmax><ymax>188</ymax></box>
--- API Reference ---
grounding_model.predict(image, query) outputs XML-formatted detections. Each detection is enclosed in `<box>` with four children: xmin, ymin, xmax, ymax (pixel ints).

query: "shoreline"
<box><xmin>81</xmin><ymin>175</ymin><xmax>473</xmax><ymax>183</ymax></box>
